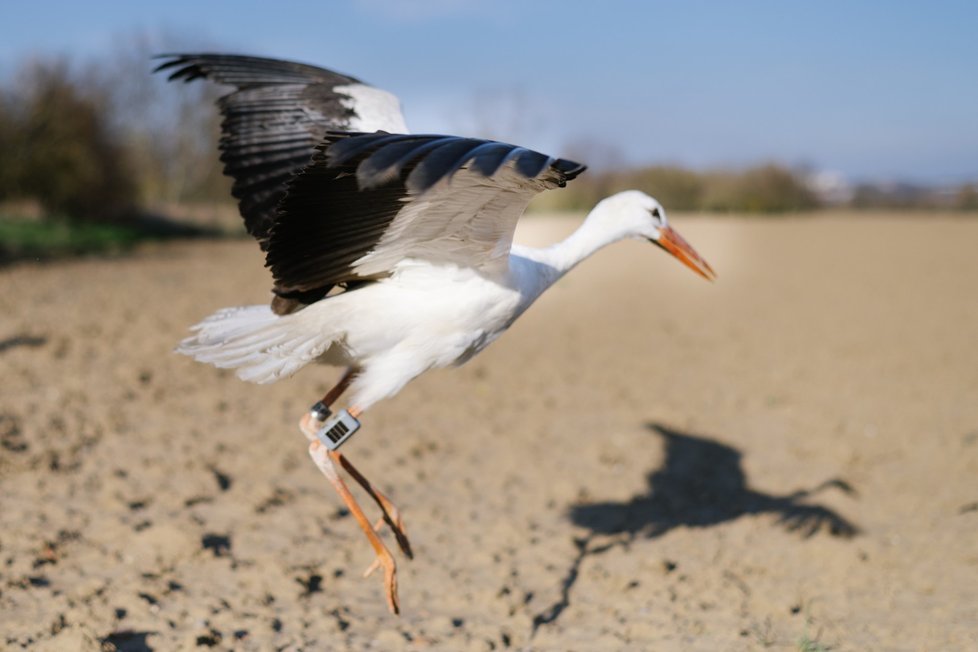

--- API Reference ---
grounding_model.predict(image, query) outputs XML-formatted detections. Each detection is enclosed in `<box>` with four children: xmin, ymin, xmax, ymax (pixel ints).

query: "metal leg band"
<box><xmin>316</xmin><ymin>409</ymin><xmax>361</xmax><ymax>450</ymax></box>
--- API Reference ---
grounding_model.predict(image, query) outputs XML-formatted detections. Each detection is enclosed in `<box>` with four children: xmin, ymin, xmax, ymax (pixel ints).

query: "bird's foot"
<box><xmin>308</xmin><ymin>440</ymin><xmax>402</xmax><ymax>614</ymax></box>
<box><xmin>360</xmin><ymin>534</ymin><xmax>400</xmax><ymax>612</ymax></box>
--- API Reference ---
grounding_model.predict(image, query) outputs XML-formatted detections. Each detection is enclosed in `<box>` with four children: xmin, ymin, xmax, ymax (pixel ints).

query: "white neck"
<box><xmin>510</xmin><ymin>203</ymin><xmax>635</xmax><ymax>302</ymax></box>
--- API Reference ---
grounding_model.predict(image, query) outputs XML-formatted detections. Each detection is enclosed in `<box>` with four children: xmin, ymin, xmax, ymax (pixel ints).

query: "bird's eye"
<box><xmin>651</xmin><ymin>208</ymin><xmax>661</xmax><ymax>218</ymax></box>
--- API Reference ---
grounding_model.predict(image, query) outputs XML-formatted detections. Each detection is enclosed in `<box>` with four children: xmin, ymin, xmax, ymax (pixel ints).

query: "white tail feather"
<box><xmin>176</xmin><ymin>305</ymin><xmax>334</xmax><ymax>384</ymax></box>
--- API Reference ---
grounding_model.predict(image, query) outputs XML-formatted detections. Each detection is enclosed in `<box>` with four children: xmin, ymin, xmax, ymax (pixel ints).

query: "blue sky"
<box><xmin>2</xmin><ymin>0</ymin><xmax>977</xmax><ymax>183</ymax></box>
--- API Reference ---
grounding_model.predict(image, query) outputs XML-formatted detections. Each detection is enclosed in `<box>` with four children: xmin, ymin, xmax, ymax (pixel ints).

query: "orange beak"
<box><xmin>653</xmin><ymin>225</ymin><xmax>716</xmax><ymax>281</ymax></box>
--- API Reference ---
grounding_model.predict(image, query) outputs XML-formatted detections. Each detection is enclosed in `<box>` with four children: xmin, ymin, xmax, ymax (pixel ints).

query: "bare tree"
<box><xmin>95</xmin><ymin>31</ymin><xmax>229</xmax><ymax>205</ymax></box>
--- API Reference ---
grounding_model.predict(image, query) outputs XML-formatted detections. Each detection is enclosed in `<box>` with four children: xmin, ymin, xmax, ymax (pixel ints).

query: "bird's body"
<box><xmin>158</xmin><ymin>53</ymin><xmax>715</xmax><ymax>614</ymax></box>
<box><xmin>190</xmin><ymin>258</ymin><xmax>523</xmax><ymax>407</ymax></box>
<box><xmin>181</xmin><ymin>190</ymin><xmax>677</xmax><ymax>410</ymax></box>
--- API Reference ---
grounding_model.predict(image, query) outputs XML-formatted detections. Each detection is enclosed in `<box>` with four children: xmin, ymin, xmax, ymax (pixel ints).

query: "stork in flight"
<box><xmin>157</xmin><ymin>54</ymin><xmax>715</xmax><ymax>614</ymax></box>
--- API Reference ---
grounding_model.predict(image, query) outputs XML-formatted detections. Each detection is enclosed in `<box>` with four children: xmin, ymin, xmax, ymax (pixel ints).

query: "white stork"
<box><xmin>157</xmin><ymin>53</ymin><xmax>715</xmax><ymax>614</ymax></box>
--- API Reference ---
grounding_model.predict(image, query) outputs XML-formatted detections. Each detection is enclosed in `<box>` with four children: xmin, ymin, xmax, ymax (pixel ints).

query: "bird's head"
<box><xmin>596</xmin><ymin>190</ymin><xmax>716</xmax><ymax>281</ymax></box>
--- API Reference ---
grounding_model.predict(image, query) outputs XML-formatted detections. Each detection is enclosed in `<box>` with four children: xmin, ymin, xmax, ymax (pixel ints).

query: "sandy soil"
<box><xmin>1</xmin><ymin>214</ymin><xmax>976</xmax><ymax>651</ymax></box>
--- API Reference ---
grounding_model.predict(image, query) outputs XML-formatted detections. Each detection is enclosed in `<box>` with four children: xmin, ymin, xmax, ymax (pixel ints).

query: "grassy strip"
<box><xmin>0</xmin><ymin>215</ymin><xmax>227</xmax><ymax>263</ymax></box>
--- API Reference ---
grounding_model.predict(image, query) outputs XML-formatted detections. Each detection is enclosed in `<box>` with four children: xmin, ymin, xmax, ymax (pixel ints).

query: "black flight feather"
<box><xmin>266</xmin><ymin>133</ymin><xmax>585</xmax><ymax>297</ymax></box>
<box><xmin>155</xmin><ymin>54</ymin><xmax>379</xmax><ymax>249</ymax></box>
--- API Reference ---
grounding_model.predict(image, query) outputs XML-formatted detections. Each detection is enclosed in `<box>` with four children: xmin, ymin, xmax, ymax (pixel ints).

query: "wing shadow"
<box><xmin>570</xmin><ymin>422</ymin><xmax>858</xmax><ymax>539</ymax></box>
<box><xmin>532</xmin><ymin>422</ymin><xmax>858</xmax><ymax>633</ymax></box>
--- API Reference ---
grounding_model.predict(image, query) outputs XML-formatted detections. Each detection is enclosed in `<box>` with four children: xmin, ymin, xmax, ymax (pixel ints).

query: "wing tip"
<box><xmin>554</xmin><ymin>158</ymin><xmax>587</xmax><ymax>182</ymax></box>
<box><xmin>151</xmin><ymin>53</ymin><xmax>212</xmax><ymax>82</ymax></box>
<box><xmin>303</xmin><ymin>133</ymin><xmax>588</xmax><ymax>197</ymax></box>
<box><xmin>151</xmin><ymin>52</ymin><xmax>363</xmax><ymax>86</ymax></box>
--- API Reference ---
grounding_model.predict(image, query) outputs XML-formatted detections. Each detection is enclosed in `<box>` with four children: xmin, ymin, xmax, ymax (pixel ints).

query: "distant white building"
<box><xmin>806</xmin><ymin>170</ymin><xmax>854</xmax><ymax>205</ymax></box>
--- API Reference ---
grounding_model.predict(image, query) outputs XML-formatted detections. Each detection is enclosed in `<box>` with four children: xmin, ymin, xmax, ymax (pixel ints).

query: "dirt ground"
<box><xmin>1</xmin><ymin>213</ymin><xmax>976</xmax><ymax>651</ymax></box>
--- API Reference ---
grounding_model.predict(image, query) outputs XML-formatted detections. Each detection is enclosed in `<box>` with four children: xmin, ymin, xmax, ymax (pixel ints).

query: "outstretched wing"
<box><xmin>267</xmin><ymin>132</ymin><xmax>586</xmax><ymax>301</ymax></box>
<box><xmin>155</xmin><ymin>53</ymin><xmax>408</xmax><ymax>249</ymax></box>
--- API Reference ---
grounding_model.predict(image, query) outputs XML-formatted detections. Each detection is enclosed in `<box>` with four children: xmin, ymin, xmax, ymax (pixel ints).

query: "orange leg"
<box><xmin>298</xmin><ymin>409</ymin><xmax>412</xmax><ymax>553</ymax></box>
<box><xmin>319</xmin><ymin>367</ymin><xmax>358</xmax><ymax>410</ymax></box>
<box><xmin>333</xmin><ymin>450</ymin><xmax>413</xmax><ymax>560</ymax></box>
<box><xmin>307</xmin><ymin>441</ymin><xmax>400</xmax><ymax>614</ymax></box>
<box><xmin>298</xmin><ymin>369</ymin><xmax>412</xmax><ymax>614</ymax></box>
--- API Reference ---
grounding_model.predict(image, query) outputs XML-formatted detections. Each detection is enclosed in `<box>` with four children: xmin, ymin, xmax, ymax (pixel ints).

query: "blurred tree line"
<box><xmin>0</xmin><ymin>36</ymin><xmax>229</xmax><ymax>223</ymax></box>
<box><xmin>531</xmin><ymin>163</ymin><xmax>820</xmax><ymax>214</ymax></box>
<box><xmin>531</xmin><ymin>161</ymin><xmax>978</xmax><ymax>214</ymax></box>
<box><xmin>0</xmin><ymin>38</ymin><xmax>975</xmax><ymax>227</ymax></box>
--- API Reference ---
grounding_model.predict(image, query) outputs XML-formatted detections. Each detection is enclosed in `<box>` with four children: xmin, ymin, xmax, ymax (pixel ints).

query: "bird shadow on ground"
<box><xmin>531</xmin><ymin>422</ymin><xmax>859</xmax><ymax>633</ymax></box>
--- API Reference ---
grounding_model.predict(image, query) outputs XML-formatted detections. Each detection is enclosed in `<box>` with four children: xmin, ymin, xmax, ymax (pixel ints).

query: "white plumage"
<box><xmin>333</xmin><ymin>83</ymin><xmax>409</xmax><ymax>133</ymax></box>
